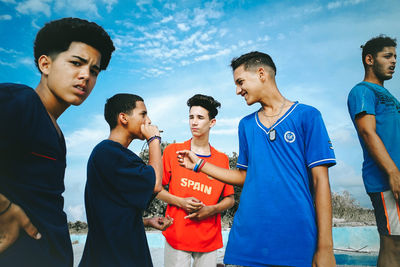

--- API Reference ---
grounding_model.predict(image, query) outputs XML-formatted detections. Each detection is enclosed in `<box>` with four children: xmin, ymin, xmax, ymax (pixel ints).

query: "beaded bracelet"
<box><xmin>147</xmin><ymin>135</ymin><xmax>161</xmax><ymax>144</ymax></box>
<box><xmin>0</xmin><ymin>201</ymin><xmax>12</xmax><ymax>216</ymax></box>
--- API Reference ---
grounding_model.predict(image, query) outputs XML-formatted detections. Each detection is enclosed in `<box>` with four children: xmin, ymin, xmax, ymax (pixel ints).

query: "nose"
<box><xmin>146</xmin><ymin>116</ymin><xmax>152</xmax><ymax>125</ymax></box>
<box><xmin>236</xmin><ymin>85</ymin><xmax>242</xmax><ymax>95</ymax></box>
<box><xmin>78</xmin><ymin>67</ymin><xmax>90</xmax><ymax>80</ymax></box>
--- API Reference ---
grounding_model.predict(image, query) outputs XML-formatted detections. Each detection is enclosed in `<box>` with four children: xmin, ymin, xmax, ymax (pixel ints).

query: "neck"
<box><xmin>109</xmin><ymin>128</ymin><xmax>133</xmax><ymax>148</ymax></box>
<box><xmin>364</xmin><ymin>71</ymin><xmax>384</xmax><ymax>87</ymax></box>
<box><xmin>191</xmin><ymin>135</ymin><xmax>210</xmax><ymax>155</ymax></box>
<box><xmin>35</xmin><ymin>80</ymin><xmax>69</xmax><ymax>120</ymax></box>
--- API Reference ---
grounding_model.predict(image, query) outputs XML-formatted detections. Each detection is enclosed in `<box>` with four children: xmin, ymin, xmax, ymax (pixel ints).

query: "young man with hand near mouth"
<box><xmin>348</xmin><ymin>35</ymin><xmax>400</xmax><ymax>266</ymax></box>
<box><xmin>79</xmin><ymin>93</ymin><xmax>173</xmax><ymax>267</ymax></box>
<box><xmin>0</xmin><ymin>18</ymin><xmax>115</xmax><ymax>266</ymax></box>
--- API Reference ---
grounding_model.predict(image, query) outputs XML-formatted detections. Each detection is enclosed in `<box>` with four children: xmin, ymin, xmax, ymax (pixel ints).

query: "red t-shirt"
<box><xmin>162</xmin><ymin>140</ymin><xmax>235</xmax><ymax>252</ymax></box>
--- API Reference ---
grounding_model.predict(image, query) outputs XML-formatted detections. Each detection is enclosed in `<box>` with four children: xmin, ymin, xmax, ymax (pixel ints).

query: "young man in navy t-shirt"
<box><xmin>177</xmin><ymin>51</ymin><xmax>336</xmax><ymax>267</ymax></box>
<box><xmin>0</xmin><ymin>18</ymin><xmax>114</xmax><ymax>266</ymax></box>
<box><xmin>348</xmin><ymin>35</ymin><xmax>400</xmax><ymax>266</ymax></box>
<box><xmin>79</xmin><ymin>94</ymin><xmax>173</xmax><ymax>267</ymax></box>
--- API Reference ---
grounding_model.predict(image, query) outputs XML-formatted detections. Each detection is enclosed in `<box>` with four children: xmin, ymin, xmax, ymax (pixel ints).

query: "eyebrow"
<box><xmin>72</xmin><ymin>55</ymin><xmax>100</xmax><ymax>71</ymax></box>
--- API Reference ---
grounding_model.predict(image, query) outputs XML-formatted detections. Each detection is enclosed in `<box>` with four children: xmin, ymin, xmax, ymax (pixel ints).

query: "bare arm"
<box><xmin>0</xmin><ymin>193</ymin><xmax>41</xmax><ymax>253</ymax></box>
<box><xmin>311</xmin><ymin>166</ymin><xmax>336</xmax><ymax>267</ymax></box>
<box><xmin>177</xmin><ymin>150</ymin><xmax>247</xmax><ymax>186</ymax></box>
<box><xmin>141</xmin><ymin>124</ymin><xmax>163</xmax><ymax>193</ymax></box>
<box><xmin>185</xmin><ymin>195</ymin><xmax>235</xmax><ymax>220</ymax></box>
<box><xmin>355</xmin><ymin>113</ymin><xmax>400</xmax><ymax>201</ymax></box>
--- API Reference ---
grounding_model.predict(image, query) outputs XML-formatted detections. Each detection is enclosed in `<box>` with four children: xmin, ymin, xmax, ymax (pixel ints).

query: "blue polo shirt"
<box><xmin>0</xmin><ymin>83</ymin><xmax>72</xmax><ymax>266</ymax></box>
<box><xmin>348</xmin><ymin>81</ymin><xmax>400</xmax><ymax>192</ymax></box>
<box><xmin>79</xmin><ymin>140</ymin><xmax>156</xmax><ymax>267</ymax></box>
<box><xmin>224</xmin><ymin>102</ymin><xmax>336</xmax><ymax>267</ymax></box>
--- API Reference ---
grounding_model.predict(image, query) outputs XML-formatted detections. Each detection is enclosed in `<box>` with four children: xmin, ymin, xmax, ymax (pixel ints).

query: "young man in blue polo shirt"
<box><xmin>347</xmin><ymin>35</ymin><xmax>400</xmax><ymax>266</ymax></box>
<box><xmin>177</xmin><ymin>51</ymin><xmax>336</xmax><ymax>267</ymax></box>
<box><xmin>0</xmin><ymin>18</ymin><xmax>115</xmax><ymax>266</ymax></box>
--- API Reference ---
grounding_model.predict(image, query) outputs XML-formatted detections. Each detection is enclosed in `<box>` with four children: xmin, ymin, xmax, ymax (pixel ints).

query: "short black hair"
<box><xmin>361</xmin><ymin>35</ymin><xmax>397</xmax><ymax>68</ymax></box>
<box><xmin>34</xmin><ymin>17</ymin><xmax>115</xmax><ymax>72</ymax></box>
<box><xmin>104</xmin><ymin>94</ymin><xmax>144</xmax><ymax>130</ymax></box>
<box><xmin>187</xmin><ymin>94</ymin><xmax>221</xmax><ymax>120</ymax></box>
<box><xmin>231</xmin><ymin>51</ymin><xmax>276</xmax><ymax>75</ymax></box>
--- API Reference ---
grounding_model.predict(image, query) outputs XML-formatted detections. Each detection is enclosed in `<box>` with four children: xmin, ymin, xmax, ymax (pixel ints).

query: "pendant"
<box><xmin>269</xmin><ymin>129</ymin><xmax>276</xmax><ymax>141</ymax></box>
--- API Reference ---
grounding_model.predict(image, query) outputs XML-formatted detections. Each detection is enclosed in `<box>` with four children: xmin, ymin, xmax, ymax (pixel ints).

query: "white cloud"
<box><xmin>0</xmin><ymin>14</ymin><xmax>12</xmax><ymax>20</ymax></box>
<box><xmin>54</xmin><ymin>0</ymin><xmax>99</xmax><ymax>17</ymax></box>
<box><xmin>16</xmin><ymin>0</ymin><xmax>52</xmax><ymax>17</ymax></box>
<box><xmin>19</xmin><ymin>57</ymin><xmax>34</xmax><ymax>67</ymax></box>
<box><xmin>192</xmin><ymin>0</ymin><xmax>223</xmax><ymax>26</ymax></box>
<box><xmin>177</xmin><ymin>23</ymin><xmax>190</xmax><ymax>32</ymax></box>
<box><xmin>194</xmin><ymin>48</ymin><xmax>231</xmax><ymax>62</ymax></box>
<box><xmin>0</xmin><ymin>47</ymin><xmax>21</xmax><ymax>54</ymax></box>
<box><xmin>101</xmin><ymin>0</ymin><xmax>117</xmax><ymax>13</ymax></box>
<box><xmin>327</xmin><ymin>0</ymin><xmax>366</xmax><ymax>10</ymax></box>
<box><xmin>65</xmin><ymin>115</ymin><xmax>108</xmax><ymax>157</ymax></box>
<box><xmin>163</xmin><ymin>2</ymin><xmax>176</xmax><ymax>10</ymax></box>
<box><xmin>326</xmin><ymin>122</ymin><xmax>356</xmax><ymax>145</ymax></box>
<box><xmin>0</xmin><ymin>59</ymin><xmax>16</xmax><ymax>68</ymax></box>
<box><xmin>160</xmin><ymin>15</ymin><xmax>173</xmax><ymax>23</ymax></box>
<box><xmin>67</xmin><ymin>204</ymin><xmax>85</xmax><ymax>222</ymax></box>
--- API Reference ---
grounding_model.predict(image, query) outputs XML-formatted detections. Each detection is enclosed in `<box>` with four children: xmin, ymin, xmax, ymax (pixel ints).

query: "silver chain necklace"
<box><xmin>260</xmin><ymin>98</ymin><xmax>286</xmax><ymax>118</ymax></box>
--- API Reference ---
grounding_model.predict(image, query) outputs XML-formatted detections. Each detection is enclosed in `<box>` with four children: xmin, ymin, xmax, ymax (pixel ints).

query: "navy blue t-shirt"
<box><xmin>0</xmin><ymin>83</ymin><xmax>72</xmax><ymax>266</ymax></box>
<box><xmin>79</xmin><ymin>140</ymin><xmax>156</xmax><ymax>267</ymax></box>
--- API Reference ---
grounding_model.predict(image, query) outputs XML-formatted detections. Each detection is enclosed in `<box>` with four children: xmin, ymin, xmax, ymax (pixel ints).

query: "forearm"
<box><xmin>157</xmin><ymin>188</ymin><xmax>183</xmax><ymax>207</ymax></box>
<box><xmin>209</xmin><ymin>195</ymin><xmax>234</xmax><ymax>215</ymax></box>
<box><xmin>201</xmin><ymin>163</ymin><xmax>246</xmax><ymax>186</ymax></box>
<box><xmin>312</xmin><ymin>166</ymin><xmax>334</xmax><ymax>250</ymax></box>
<box><xmin>148</xmin><ymin>139</ymin><xmax>163</xmax><ymax>193</ymax></box>
<box><xmin>360</xmin><ymin>130</ymin><xmax>399</xmax><ymax>176</ymax></box>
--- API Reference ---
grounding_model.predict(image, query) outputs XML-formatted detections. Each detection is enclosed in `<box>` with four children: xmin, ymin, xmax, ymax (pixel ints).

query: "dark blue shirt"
<box><xmin>79</xmin><ymin>140</ymin><xmax>155</xmax><ymax>267</ymax></box>
<box><xmin>0</xmin><ymin>83</ymin><xmax>72</xmax><ymax>266</ymax></box>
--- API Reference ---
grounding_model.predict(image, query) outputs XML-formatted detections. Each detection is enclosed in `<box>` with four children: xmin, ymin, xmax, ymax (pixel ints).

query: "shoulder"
<box><xmin>348</xmin><ymin>82</ymin><xmax>376</xmax><ymax>98</ymax></box>
<box><xmin>210</xmin><ymin>145</ymin><xmax>228</xmax><ymax>160</ymax></box>
<box><xmin>239</xmin><ymin>111</ymin><xmax>258</xmax><ymax>127</ymax></box>
<box><xmin>295</xmin><ymin>103</ymin><xmax>321</xmax><ymax>118</ymax></box>
<box><xmin>0</xmin><ymin>83</ymin><xmax>37</xmax><ymax>103</ymax></box>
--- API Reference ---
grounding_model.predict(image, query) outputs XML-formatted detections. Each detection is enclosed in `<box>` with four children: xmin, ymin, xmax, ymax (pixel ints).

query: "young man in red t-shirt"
<box><xmin>157</xmin><ymin>94</ymin><xmax>235</xmax><ymax>267</ymax></box>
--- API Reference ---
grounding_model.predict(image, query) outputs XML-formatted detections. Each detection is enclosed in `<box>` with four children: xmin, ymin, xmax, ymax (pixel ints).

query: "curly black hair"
<box><xmin>34</xmin><ymin>17</ymin><xmax>115</xmax><ymax>72</ymax></box>
<box><xmin>187</xmin><ymin>94</ymin><xmax>221</xmax><ymax>119</ymax></box>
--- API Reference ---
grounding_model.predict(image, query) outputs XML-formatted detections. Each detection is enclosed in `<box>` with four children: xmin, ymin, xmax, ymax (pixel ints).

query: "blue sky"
<box><xmin>1</xmin><ymin>0</ymin><xmax>399</xmax><ymax>221</ymax></box>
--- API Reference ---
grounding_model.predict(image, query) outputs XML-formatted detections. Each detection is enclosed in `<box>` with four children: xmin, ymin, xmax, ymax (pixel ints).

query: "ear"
<box><xmin>37</xmin><ymin>55</ymin><xmax>52</xmax><ymax>75</ymax></box>
<box><xmin>209</xmin><ymin>118</ymin><xmax>216</xmax><ymax>128</ymax></box>
<box><xmin>119</xmin><ymin>113</ymin><xmax>128</xmax><ymax>126</ymax></box>
<box><xmin>257</xmin><ymin>67</ymin><xmax>267</xmax><ymax>82</ymax></box>
<box><xmin>365</xmin><ymin>54</ymin><xmax>374</xmax><ymax>66</ymax></box>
